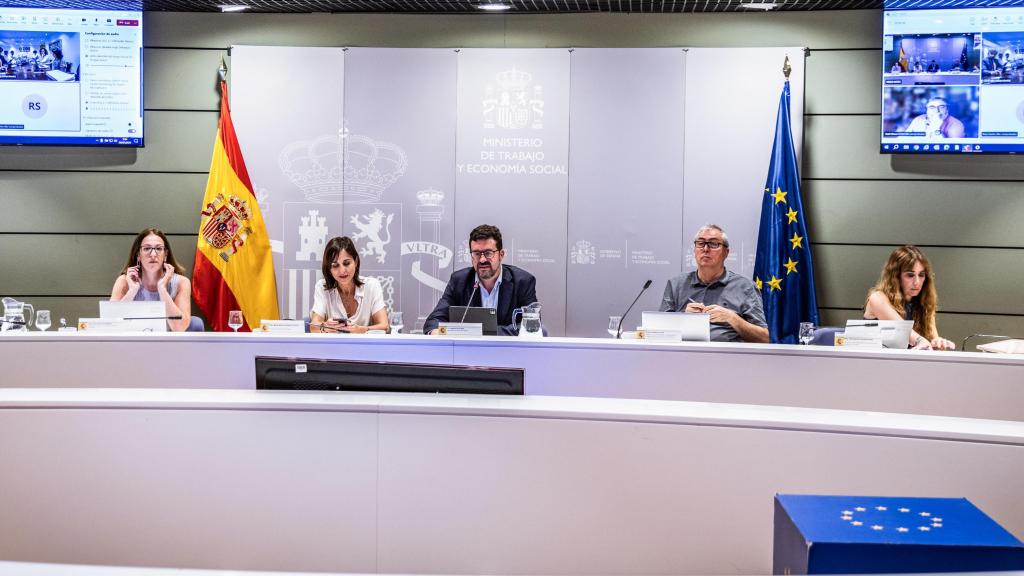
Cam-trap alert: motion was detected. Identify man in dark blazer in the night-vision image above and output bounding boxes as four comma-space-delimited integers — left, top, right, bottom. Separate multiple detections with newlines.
424, 224, 537, 336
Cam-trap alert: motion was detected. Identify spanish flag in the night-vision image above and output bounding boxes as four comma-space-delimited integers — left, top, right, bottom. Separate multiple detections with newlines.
898, 45, 909, 73
192, 76, 278, 331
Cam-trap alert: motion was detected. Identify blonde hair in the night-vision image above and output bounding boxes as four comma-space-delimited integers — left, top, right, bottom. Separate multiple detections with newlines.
866, 245, 938, 340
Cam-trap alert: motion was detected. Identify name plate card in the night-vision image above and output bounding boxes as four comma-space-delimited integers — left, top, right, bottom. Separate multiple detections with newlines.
641, 329, 683, 342
258, 320, 306, 334
77, 318, 130, 333
437, 322, 483, 337
841, 324, 883, 349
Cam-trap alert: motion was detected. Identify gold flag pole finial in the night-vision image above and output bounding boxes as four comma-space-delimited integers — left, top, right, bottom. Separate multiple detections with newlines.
783, 55, 791, 80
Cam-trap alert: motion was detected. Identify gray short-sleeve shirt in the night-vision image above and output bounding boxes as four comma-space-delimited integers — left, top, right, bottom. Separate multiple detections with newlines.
658, 268, 767, 342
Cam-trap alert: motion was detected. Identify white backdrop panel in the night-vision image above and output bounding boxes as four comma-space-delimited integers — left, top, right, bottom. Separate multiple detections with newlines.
231, 45, 346, 321
683, 47, 806, 279
567, 48, 686, 337
342, 48, 458, 333
231, 47, 805, 335
455, 49, 571, 336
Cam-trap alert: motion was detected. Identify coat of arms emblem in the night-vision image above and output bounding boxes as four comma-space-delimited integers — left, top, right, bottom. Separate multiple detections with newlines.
201, 193, 254, 261
351, 208, 395, 264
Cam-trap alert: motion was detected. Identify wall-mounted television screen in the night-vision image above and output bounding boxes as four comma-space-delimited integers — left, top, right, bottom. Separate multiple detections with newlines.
0, 5, 143, 146
882, 4, 1024, 154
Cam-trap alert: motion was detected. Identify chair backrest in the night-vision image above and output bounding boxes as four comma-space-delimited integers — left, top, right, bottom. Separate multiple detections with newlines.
187, 316, 205, 332
810, 326, 843, 346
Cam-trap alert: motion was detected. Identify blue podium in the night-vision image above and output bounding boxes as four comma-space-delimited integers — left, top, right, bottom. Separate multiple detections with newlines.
774, 495, 1024, 574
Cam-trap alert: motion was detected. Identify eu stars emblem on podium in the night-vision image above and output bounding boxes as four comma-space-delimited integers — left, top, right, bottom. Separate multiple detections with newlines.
774, 494, 1024, 574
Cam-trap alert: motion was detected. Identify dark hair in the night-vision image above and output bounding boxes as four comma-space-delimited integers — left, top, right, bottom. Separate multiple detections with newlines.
321, 236, 363, 292
469, 224, 502, 251
120, 228, 186, 276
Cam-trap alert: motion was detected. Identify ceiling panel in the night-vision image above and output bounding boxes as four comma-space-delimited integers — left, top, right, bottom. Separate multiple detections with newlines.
5, 0, 1023, 13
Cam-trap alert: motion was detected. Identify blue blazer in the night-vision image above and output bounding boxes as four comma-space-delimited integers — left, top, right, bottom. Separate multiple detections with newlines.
423, 264, 538, 336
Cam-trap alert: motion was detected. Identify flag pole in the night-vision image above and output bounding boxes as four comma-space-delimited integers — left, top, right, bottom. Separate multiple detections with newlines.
783, 55, 791, 80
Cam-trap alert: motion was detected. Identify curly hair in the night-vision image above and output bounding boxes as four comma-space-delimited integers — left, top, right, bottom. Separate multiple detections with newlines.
867, 245, 938, 340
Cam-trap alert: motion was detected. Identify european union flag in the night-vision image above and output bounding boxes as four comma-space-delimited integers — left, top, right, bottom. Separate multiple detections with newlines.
753, 80, 819, 344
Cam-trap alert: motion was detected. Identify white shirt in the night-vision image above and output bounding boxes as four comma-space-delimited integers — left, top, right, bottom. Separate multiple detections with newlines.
479, 274, 503, 309
310, 276, 386, 327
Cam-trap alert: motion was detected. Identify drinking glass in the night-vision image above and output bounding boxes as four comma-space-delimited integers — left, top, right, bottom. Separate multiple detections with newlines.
799, 322, 815, 345
389, 311, 404, 334
608, 316, 622, 338
36, 310, 51, 332
227, 310, 244, 332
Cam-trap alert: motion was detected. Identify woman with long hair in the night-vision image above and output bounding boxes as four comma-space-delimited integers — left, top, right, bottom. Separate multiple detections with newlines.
864, 245, 954, 350
110, 228, 192, 332
310, 236, 389, 334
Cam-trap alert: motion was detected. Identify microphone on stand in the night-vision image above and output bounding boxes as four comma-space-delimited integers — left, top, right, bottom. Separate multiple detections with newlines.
616, 279, 653, 339
123, 315, 183, 321
460, 280, 480, 323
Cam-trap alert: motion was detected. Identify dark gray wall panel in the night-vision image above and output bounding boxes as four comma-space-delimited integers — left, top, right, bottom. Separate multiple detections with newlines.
805, 50, 879, 115
804, 115, 1024, 181
144, 11, 879, 50
813, 244, 1024, 315
0, 234, 197, 297
0, 111, 215, 173
145, 48, 226, 111
804, 180, 1024, 248
0, 173, 205, 235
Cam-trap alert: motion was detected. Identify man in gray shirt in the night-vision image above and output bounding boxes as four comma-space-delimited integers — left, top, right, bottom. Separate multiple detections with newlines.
659, 224, 769, 343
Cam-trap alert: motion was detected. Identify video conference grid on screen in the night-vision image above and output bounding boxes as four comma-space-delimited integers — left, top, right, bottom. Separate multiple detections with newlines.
882, 6, 1024, 154
0, 7, 143, 146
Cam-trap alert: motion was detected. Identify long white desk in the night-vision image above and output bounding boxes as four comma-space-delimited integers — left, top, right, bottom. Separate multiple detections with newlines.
0, 388, 1021, 574
2, 332, 1023, 420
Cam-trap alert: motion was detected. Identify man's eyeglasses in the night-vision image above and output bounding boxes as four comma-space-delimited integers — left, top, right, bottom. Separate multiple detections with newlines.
470, 249, 500, 260
926, 104, 948, 112
694, 240, 725, 250
140, 246, 166, 255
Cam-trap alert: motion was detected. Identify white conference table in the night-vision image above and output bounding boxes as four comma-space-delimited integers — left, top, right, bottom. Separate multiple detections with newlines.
0, 388, 1021, 575
1, 331, 1023, 420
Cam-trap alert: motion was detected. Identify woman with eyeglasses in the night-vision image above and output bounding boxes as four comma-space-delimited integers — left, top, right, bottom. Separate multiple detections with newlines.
310, 236, 389, 334
863, 245, 954, 350
110, 228, 192, 332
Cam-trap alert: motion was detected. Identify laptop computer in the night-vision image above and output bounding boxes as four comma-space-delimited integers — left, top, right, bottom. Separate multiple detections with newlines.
99, 300, 168, 332
845, 319, 913, 349
641, 311, 711, 342
449, 306, 498, 336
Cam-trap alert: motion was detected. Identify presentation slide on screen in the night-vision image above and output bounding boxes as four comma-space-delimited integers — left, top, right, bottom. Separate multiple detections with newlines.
882, 7, 1024, 153
0, 7, 143, 146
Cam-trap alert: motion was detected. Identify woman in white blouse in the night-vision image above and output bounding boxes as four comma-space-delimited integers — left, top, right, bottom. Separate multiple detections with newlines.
310, 236, 389, 334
